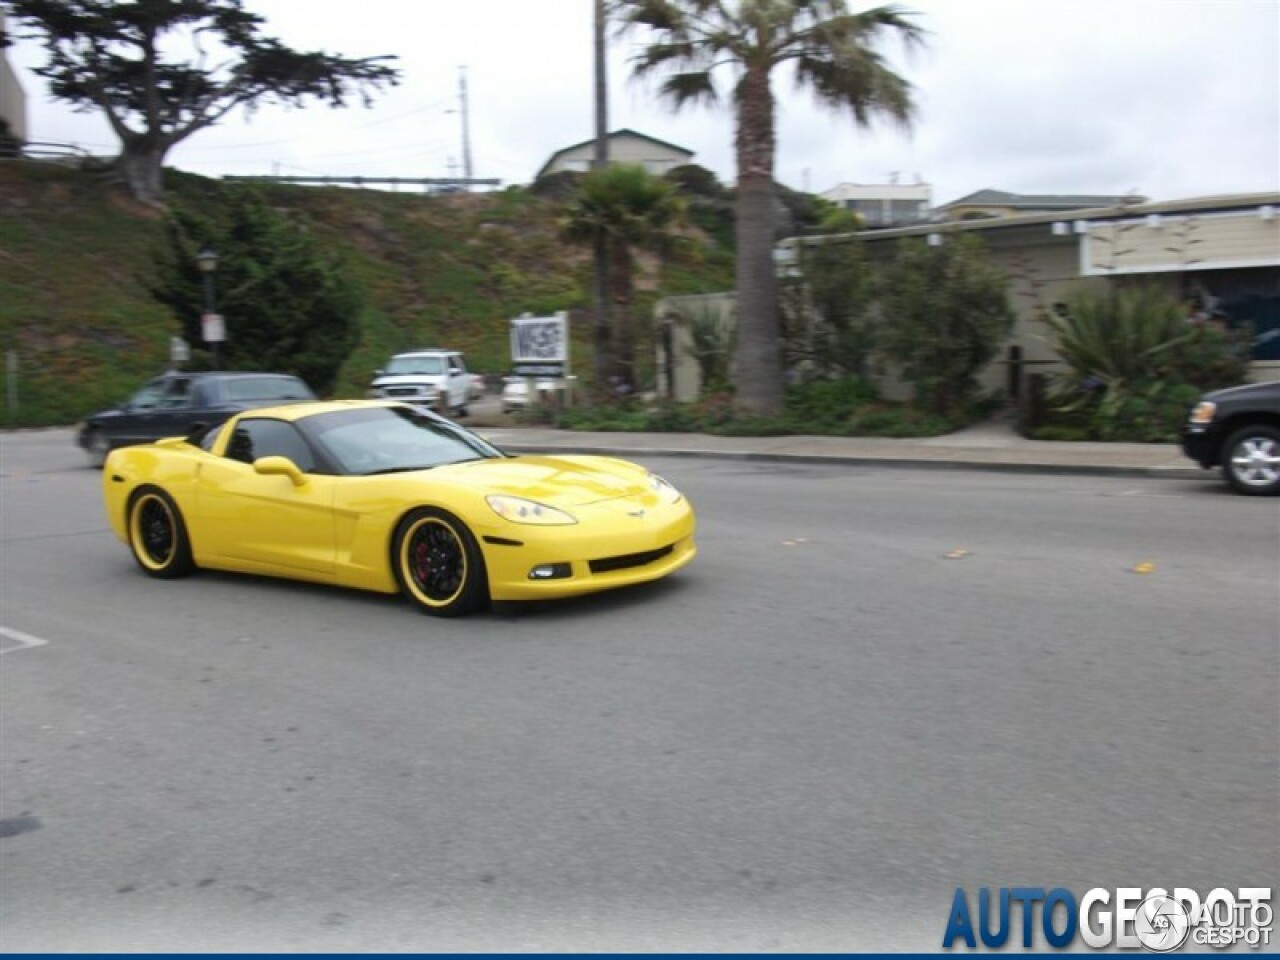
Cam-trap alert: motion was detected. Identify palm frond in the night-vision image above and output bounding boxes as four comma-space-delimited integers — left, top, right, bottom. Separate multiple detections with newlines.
658, 70, 719, 106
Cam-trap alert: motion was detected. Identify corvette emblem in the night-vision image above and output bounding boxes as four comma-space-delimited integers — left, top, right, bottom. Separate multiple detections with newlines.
627, 508, 646, 518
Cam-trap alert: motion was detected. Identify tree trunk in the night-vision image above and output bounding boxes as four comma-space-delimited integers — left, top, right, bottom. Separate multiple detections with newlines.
732, 67, 783, 417
611, 244, 635, 391
115, 141, 168, 207
591, 0, 613, 396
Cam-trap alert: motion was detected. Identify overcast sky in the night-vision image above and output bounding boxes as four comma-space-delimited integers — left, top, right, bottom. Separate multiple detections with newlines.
6, 0, 1279, 206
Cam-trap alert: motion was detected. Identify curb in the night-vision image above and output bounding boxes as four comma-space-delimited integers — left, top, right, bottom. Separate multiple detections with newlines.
494, 442, 1207, 481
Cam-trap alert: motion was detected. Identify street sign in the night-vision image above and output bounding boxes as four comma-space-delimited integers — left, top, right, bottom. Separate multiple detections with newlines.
201, 313, 225, 343
510, 312, 567, 374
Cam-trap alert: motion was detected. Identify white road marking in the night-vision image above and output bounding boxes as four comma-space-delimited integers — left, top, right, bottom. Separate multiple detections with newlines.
0, 626, 50, 655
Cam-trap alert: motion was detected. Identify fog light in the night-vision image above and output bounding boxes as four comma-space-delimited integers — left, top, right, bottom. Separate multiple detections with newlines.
529, 563, 572, 580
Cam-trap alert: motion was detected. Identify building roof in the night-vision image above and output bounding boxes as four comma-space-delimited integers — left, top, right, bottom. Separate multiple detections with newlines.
937, 188, 1145, 210
535, 128, 695, 180
779, 191, 1280, 250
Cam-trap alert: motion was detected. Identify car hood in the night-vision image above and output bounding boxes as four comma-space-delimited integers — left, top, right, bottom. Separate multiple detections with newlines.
1202, 381, 1280, 403
435, 455, 650, 507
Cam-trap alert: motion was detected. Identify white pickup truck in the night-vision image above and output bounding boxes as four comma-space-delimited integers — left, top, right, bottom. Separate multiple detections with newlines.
367, 349, 473, 417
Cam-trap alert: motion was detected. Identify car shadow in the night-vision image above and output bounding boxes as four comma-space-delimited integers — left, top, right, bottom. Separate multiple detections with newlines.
167, 565, 695, 624
485, 575, 694, 623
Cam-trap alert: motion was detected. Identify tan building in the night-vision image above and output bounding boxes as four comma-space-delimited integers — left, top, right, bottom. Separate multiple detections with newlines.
1, 11, 29, 143
536, 128, 693, 180
659, 193, 1280, 402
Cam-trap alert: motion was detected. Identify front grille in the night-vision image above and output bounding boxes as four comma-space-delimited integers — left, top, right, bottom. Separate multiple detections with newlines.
385, 386, 430, 397
589, 544, 674, 575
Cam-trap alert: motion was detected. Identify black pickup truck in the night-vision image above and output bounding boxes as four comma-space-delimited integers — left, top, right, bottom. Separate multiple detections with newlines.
1180, 380, 1280, 495
77, 372, 315, 467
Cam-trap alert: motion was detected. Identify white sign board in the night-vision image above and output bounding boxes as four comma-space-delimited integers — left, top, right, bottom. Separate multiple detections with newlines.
201, 312, 226, 343
510, 312, 568, 375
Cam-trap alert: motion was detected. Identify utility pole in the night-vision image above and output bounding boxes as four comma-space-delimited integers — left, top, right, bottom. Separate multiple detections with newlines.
592, 0, 612, 394
458, 66, 473, 182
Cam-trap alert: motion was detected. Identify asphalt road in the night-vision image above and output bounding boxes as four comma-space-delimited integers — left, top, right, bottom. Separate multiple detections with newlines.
1, 429, 1276, 951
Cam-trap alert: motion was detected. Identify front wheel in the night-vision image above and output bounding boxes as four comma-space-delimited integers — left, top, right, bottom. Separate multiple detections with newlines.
127, 486, 196, 578
392, 507, 488, 617
85, 429, 111, 468
1222, 425, 1280, 495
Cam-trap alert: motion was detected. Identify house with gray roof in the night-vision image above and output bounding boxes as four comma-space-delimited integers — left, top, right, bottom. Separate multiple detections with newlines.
536, 129, 694, 181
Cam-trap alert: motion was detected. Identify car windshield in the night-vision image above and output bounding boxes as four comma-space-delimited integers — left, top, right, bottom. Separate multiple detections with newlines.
302, 405, 503, 475
384, 356, 446, 376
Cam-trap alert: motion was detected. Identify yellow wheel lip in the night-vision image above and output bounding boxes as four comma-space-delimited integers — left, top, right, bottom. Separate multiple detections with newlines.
398, 515, 468, 608
130, 492, 176, 571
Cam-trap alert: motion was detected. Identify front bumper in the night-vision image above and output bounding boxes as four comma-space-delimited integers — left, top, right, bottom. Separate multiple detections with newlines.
1180, 424, 1222, 468
480, 500, 697, 602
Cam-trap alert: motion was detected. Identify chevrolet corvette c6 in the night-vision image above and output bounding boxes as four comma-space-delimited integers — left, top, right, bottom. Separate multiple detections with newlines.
103, 400, 696, 616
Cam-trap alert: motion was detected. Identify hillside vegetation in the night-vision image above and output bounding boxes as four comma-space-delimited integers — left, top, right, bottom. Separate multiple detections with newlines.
0, 161, 734, 427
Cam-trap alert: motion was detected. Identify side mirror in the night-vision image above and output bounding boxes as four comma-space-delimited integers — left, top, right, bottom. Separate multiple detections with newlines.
253, 455, 306, 486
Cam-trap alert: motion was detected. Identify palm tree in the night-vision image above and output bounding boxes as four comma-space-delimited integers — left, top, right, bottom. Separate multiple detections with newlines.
562, 164, 687, 393
612, 0, 925, 415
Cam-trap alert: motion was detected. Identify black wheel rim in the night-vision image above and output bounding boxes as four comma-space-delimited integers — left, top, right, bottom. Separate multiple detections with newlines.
407, 520, 465, 603
139, 498, 174, 564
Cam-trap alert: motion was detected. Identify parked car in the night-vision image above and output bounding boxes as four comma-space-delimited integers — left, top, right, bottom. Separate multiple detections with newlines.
1180, 381, 1280, 495
367, 349, 472, 417
500, 375, 559, 414
103, 400, 696, 617
77, 371, 316, 467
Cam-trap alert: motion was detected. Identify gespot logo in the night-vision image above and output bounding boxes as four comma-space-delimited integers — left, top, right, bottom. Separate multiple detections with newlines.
942, 886, 1273, 951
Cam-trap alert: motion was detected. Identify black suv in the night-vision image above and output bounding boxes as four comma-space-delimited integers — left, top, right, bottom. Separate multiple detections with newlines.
77, 371, 316, 466
1180, 381, 1280, 495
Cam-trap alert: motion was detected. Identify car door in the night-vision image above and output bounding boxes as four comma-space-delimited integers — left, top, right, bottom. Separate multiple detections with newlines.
446, 354, 469, 409
147, 376, 201, 439
194, 417, 337, 575
110, 377, 171, 444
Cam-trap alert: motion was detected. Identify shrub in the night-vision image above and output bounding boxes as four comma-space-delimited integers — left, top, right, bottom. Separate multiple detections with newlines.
1045, 284, 1250, 441
877, 234, 1014, 418
785, 377, 879, 429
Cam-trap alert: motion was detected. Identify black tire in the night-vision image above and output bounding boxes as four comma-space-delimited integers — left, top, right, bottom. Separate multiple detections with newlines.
1222, 425, 1280, 496
127, 486, 196, 578
392, 507, 489, 617
85, 429, 111, 469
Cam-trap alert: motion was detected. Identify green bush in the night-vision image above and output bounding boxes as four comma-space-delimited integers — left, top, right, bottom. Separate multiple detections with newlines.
1043, 284, 1250, 441
555, 377, 956, 438
785, 377, 879, 429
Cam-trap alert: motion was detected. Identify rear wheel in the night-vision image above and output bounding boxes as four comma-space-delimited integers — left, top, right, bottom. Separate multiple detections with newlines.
127, 486, 196, 578
1222, 425, 1280, 495
392, 508, 488, 617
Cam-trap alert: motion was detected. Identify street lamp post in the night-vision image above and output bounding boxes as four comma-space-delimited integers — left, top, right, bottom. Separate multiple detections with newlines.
195, 247, 223, 370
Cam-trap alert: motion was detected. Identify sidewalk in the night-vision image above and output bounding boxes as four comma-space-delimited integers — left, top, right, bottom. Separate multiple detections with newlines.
474, 418, 1202, 480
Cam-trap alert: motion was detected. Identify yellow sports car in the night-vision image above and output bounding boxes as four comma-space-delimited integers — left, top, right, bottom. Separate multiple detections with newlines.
103, 400, 696, 616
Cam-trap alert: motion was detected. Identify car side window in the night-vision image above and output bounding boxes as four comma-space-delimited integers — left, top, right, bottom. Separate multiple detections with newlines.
225, 419, 317, 473
129, 380, 168, 410
159, 378, 193, 409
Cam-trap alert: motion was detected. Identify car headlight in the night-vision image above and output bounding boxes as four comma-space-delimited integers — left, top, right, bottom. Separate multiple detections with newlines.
648, 471, 683, 503
1189, 401, 1217, 425
486, 495, 577, 525
366, 388, 384, 398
